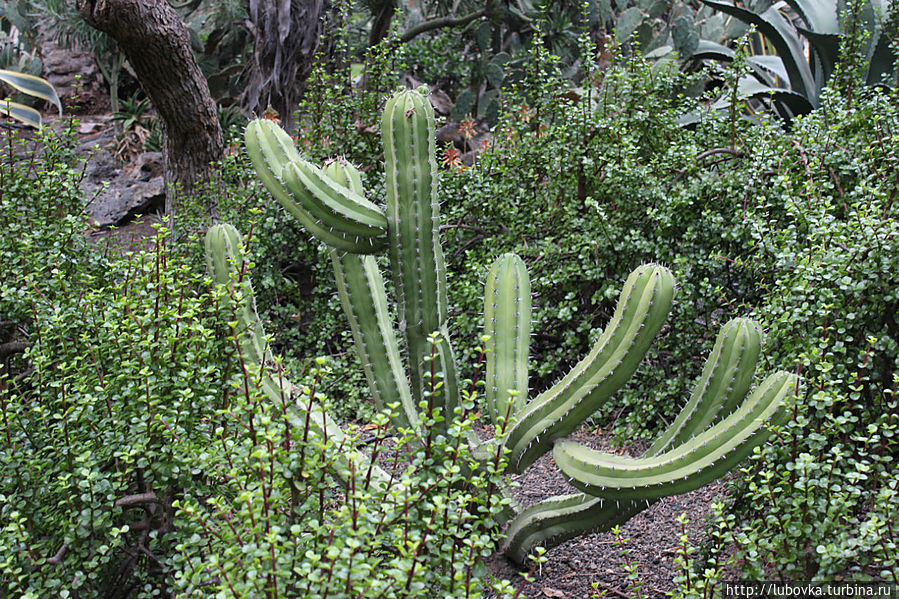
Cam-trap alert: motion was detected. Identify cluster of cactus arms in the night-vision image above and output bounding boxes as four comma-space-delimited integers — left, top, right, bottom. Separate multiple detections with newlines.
207, 86, 798, 564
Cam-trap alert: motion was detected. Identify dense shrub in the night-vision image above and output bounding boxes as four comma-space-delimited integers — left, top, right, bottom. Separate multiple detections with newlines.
682, 87, 899, 585
0, 127, 513, 596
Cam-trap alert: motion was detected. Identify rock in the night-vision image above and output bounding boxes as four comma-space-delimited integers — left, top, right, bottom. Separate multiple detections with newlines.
124, 152, 163, 182
39, 33, 109, 114
87, 176, 165, 228
84, 149, 120, 184
427, 86, 453, 115
82, 149, 166, 227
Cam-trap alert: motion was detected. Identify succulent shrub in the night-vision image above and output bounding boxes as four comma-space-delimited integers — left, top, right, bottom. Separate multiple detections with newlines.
238, 85, 798, 564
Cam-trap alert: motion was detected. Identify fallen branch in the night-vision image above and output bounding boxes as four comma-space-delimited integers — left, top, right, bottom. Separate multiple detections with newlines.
0, 341, 32, 358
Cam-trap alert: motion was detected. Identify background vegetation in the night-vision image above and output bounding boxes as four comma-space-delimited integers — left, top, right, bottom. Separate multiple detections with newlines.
0, 0, 897, 595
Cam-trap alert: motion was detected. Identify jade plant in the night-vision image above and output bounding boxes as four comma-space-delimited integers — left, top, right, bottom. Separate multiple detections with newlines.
209, 86, 798, 564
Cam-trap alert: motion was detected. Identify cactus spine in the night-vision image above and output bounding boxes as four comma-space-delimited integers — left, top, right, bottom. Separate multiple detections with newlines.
238, 87, 797, 566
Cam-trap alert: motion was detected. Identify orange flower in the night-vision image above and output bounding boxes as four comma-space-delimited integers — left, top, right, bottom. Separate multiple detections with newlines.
459, 118, 476, 140
442, 146, 462, 168
262, 106, 280, 123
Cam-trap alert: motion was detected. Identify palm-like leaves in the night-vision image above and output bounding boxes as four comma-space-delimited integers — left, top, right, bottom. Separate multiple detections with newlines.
0, 69, 63, 128
692, 0, 896, 120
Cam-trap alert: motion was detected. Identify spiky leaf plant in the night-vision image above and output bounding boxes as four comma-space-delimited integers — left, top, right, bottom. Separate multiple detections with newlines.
690, 0, 897, 121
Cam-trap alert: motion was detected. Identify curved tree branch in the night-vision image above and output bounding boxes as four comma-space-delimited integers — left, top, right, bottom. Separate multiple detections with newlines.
0, 341, 32, 358
399, 7, 491, 45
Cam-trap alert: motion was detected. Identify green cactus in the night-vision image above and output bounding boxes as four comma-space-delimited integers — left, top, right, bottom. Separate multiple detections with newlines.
231, 86, 797, 565
484, 252, 531, 427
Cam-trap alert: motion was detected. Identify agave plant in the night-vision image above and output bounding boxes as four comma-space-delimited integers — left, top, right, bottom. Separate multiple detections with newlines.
690, 0, 896, 121
0, 69, 62, 128
216, 86, 799, 564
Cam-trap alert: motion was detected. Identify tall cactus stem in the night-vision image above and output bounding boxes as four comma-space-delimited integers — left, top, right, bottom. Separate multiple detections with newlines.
382, 87, 460, 426
485, 253, 531, 426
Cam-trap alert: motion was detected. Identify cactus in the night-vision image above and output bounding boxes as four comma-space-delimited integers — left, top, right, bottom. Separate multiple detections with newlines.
232, 86, 797, 565
484, 253, 531, 427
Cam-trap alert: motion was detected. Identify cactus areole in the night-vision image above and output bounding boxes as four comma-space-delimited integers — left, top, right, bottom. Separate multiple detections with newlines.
225, 86, 798, 564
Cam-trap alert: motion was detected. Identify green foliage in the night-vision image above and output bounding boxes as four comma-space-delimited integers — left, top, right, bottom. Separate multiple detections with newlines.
0, 124, 513, 596
0, 122, 91, 325
670, 85, 899, 587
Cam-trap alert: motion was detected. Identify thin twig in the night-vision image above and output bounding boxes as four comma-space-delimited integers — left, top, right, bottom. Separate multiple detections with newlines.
695, 147, 746, 162
46, 544, 68, 567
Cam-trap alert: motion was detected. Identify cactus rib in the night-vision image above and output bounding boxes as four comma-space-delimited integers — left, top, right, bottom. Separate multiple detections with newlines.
504, 264, 675, 473
501, 494, 643, 565
323, 160, 419, 432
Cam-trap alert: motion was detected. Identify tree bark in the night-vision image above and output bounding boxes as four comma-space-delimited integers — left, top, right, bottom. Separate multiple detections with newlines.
241, 0, 328, 130
76, 0, 224, 219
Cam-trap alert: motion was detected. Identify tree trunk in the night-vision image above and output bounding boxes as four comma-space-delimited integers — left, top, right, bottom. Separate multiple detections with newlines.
367, 0, 396, 48
76, 0, 224, 220
241, 0, 328, 130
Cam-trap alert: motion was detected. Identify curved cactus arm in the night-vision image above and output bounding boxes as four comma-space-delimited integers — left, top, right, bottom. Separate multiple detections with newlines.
503, 264, 675, 473
554, 371, 796, 501
382, 87, 460, 425
282, 159, 387, 238
501, 494, 645, 565
646, 318, 762, 455
205, 223, 392, 490
484, 253, 531, 427
245, 119, 387, 254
